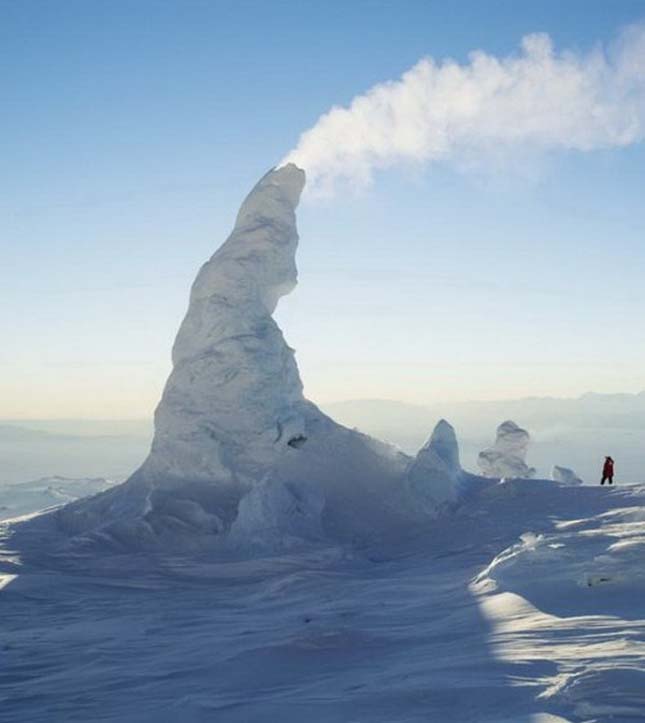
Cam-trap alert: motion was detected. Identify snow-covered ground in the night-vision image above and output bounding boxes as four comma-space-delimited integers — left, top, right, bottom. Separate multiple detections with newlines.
0, 476, 116, 522
3, 167, 643, 722
2, 479, 644, 722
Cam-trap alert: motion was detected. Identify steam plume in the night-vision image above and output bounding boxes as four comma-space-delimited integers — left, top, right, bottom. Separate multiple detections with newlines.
283, 25, 645, 193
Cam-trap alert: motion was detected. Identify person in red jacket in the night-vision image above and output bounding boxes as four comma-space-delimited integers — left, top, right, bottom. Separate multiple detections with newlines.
601, 456, 614, 485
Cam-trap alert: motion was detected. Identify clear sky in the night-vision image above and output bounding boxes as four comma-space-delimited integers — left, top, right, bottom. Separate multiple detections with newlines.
3, 0, 645, 418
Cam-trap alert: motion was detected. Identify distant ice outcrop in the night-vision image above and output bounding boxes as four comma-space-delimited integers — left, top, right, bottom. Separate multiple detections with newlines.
478, 420, 536, 479
406, 420, 461, 512
552, 465, 584, 486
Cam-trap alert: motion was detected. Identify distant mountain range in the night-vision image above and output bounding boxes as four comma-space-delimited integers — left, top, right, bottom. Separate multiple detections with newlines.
322, 391, 645, 440
2, 391, 644, 485
0, 419, 152, 439
0, 420, 152, 486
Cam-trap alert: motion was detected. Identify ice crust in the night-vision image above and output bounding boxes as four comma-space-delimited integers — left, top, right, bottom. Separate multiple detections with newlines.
478, 420, 536, 479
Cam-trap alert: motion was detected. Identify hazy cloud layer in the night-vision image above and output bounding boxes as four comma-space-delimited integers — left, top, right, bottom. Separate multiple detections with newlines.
283, 25, 645, 193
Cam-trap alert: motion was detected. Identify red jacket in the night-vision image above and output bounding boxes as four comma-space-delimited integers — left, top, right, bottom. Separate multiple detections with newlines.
603, 459, 614, 477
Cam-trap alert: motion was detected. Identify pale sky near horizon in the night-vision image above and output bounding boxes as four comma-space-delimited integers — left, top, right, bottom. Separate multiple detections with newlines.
3, 0, 645, 419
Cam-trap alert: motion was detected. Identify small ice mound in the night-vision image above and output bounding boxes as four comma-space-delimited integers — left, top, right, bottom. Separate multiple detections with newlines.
406, 419, 461, 513
227, 477, 325, 551
552, 465, 584, 486
478, 420, 536, 479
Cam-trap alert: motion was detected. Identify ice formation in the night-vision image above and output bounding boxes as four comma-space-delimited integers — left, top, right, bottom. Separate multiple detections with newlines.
477, 420, 536, 479
227, 476, 326, 551
141, 164, 310, 488
552, 465, 584, 486
406, 420, 462, 512
51, 164, 438, 550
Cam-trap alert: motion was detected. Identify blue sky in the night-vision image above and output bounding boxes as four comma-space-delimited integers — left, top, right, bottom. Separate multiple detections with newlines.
2, 0, 645, 418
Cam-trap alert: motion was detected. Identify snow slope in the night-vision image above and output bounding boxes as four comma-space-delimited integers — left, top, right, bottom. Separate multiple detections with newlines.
2, 480, 644, 722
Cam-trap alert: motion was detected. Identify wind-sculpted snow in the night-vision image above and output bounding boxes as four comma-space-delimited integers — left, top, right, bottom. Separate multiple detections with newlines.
4, 476, 645, 722
478, 420, 536, 479
473, 481, 645, 720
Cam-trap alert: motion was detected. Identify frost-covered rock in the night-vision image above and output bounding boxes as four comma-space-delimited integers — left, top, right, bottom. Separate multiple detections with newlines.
406, 420, 461, 512
478, 420, 536, 479
552, 465, 584, 486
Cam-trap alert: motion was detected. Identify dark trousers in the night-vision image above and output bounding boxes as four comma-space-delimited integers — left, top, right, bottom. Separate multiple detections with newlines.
601, 476, 613, 485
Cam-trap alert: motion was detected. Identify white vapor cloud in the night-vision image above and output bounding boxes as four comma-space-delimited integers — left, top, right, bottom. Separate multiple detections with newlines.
283, 24, 645, 193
